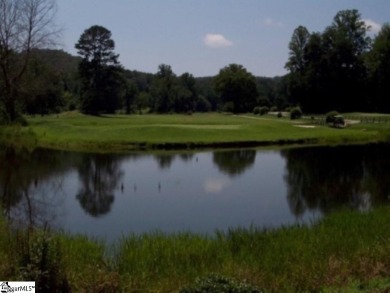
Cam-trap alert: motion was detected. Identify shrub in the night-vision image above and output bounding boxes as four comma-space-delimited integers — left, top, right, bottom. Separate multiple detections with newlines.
0, 107, 28, 126
325, 111, 340, 124
290, 107, 302, 120
180, 274, 263, 293
17, 231, 70, 292
277, 112, 283, 118
223, 102, 235, 113
270, 106, 278, 112
259, 106, 269, 115
253, 106, 269, 115
326, 111, 345, 128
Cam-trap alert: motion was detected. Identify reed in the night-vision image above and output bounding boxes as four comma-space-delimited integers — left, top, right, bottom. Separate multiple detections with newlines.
0, 207, 389, 292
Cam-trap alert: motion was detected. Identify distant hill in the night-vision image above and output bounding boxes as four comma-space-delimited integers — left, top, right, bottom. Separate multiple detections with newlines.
28, 49, 289, 110
30, 49, 81, 75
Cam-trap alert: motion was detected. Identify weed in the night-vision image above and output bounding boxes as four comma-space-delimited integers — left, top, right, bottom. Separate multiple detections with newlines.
16, 230, 70, 292
180, 274, 263, 293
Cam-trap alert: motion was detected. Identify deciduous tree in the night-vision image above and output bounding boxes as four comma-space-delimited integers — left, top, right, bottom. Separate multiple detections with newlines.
0, 0, 59, 123
285, 9, 371, 113
151, 64, 176, 113
214, 64, 258, 113
368, 24, 390, 112
321, 9, 371, 112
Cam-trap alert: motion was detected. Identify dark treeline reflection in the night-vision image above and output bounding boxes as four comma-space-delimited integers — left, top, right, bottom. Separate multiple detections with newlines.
0, 148, 201, 225
213, 150, 256, 177
153, 150, 258, 175
282, 144, 390, 217
153, 153, 195, 170
76, 154, 124, 217
154, 154, 175, 170
2, 144, 390, 233
0, 147, 130, 224
0, 146, 79, 228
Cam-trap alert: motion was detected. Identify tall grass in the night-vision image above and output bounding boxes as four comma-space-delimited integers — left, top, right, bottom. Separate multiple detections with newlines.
0, 207, 389, 292
0, 125, 37, 151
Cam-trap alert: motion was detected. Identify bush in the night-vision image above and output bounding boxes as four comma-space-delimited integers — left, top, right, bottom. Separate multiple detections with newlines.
223, 102, 235, 113
253, 106, 269, 115
325, 111, 340, 124
180, 274, 263, 293
0, 111, 28, 126
326, 111, 345, 128
259, 106, 269, 115
270, 106, 278, 112
17, 231, 70, 292
290, 107, 302, 120
277, 112, 283, 118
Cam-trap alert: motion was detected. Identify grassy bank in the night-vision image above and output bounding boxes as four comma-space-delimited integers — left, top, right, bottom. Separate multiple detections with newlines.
1, 207, 389, 292
0, 112, 388, 152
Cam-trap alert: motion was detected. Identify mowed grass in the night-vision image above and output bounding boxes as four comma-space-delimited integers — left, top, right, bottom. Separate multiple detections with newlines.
4, 111, 386, 152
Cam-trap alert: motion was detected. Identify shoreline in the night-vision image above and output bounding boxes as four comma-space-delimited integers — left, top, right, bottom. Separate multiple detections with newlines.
0, 134, 383, 154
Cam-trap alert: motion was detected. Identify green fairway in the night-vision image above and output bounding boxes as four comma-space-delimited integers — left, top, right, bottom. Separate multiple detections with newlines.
1, 112, 389, 152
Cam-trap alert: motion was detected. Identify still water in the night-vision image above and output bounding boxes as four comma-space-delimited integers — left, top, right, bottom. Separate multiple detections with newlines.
1, 144, 389, 241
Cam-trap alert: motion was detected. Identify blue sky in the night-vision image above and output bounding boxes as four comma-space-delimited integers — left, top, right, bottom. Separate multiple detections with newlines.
57, 0, 390, 77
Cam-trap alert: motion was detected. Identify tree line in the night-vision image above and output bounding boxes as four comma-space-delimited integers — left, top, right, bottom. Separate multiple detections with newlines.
1, 2, 389, 123
73, 25, 286, 115
286, 9, 390, 114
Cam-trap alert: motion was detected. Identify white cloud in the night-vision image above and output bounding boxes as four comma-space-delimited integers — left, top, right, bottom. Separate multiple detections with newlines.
204, 178, 230, 194
262, 17, 283, 28
203, 33, 233, 48
364, 19, 382, 34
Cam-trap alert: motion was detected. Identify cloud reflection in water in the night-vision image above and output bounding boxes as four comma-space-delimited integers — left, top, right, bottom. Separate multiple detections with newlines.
204, 178, 230, 194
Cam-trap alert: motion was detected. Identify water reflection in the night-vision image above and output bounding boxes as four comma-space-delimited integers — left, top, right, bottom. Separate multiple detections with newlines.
179, 153, 195, 162
213, 150, 256, 177
76, 154, 124, 217
153, 153, 195, 170
0, 144, 389, 240
282, 144, 390, 216
154, 154, 175, 170
0, 146, 76, 228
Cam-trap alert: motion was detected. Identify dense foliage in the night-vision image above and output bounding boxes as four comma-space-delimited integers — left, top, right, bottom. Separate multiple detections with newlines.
0, 0, 59, 123
75, 25, 122, 115
285, 10, 390, 113
214, 64, 258, 113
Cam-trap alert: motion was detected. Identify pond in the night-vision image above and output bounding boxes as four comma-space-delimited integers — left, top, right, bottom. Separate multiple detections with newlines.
1, 143, 389, 242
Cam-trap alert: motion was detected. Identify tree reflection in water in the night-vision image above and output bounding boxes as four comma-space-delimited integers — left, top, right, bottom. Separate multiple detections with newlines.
213, 150, 256, 177
0, 146, 75, 229
76, 154, 124, 217
282, 144, 390, 217
1, 143, 390, 237
154, 154, 175, 170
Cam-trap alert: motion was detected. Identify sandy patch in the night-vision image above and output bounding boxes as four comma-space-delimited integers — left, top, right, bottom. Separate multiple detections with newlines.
155, 124, 241, 130
293, 125, 317, 129
345, 119, 360, 125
